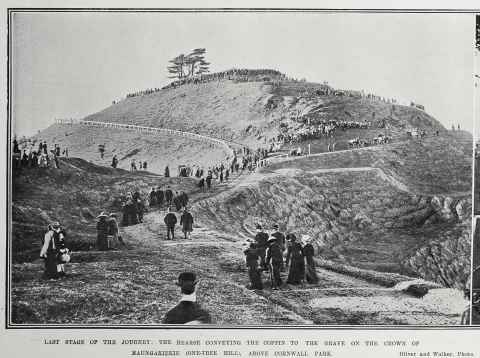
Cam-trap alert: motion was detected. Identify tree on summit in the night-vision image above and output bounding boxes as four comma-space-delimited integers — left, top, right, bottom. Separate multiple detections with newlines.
167, 48, 210, 80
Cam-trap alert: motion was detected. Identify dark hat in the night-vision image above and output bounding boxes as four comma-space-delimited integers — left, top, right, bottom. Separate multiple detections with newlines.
178, 272, 197, 283
177, 272, 198, 294
256, 223, 262, 230
286, 233, 297, 242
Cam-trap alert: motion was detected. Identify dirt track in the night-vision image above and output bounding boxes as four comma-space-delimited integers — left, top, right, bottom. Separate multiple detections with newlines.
116, 150, 468, 325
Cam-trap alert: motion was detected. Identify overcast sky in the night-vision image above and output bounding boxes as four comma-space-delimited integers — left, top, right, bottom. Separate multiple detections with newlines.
11, 12, 476, 137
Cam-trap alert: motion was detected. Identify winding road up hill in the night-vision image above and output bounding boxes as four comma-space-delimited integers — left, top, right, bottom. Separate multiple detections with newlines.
12, 74, 473, 325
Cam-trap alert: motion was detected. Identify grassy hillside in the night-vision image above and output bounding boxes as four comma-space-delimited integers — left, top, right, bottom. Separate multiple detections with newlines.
84, 81, 270, 146
12, 158, 198, 262
81, 79, 445, 149
34, 124, 230, 175
267, 134, 472, 196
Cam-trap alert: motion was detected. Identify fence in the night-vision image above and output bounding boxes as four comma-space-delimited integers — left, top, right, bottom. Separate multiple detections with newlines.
54, 118, 235, 159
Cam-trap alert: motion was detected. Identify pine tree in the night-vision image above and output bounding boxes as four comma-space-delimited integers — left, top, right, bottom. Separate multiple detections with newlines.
167, 48, 210, 80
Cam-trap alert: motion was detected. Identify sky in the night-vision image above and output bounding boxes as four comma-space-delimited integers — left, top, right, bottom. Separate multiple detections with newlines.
11, 11, 476, 137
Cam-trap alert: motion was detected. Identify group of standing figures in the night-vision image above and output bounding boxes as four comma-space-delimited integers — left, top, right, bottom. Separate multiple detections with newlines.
244, 224, 318, 290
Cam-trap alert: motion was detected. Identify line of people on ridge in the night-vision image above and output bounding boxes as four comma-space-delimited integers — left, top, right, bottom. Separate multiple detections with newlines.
244, 224, 318, 290
162, 69, 285, 90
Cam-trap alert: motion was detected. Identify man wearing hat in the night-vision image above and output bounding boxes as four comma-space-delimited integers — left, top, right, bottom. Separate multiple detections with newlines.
266, 237, 283, 289
270, 224, 286, 270
149, 187, 157, 207
164, 207, 177, 240
96, 212, 109, 250
162, 272, 212, 324
243, 241, 263, 290
254, 224, 269, 271
156, 187, 164, 207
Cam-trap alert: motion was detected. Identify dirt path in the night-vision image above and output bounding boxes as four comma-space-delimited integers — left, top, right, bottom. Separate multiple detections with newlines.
120, 194, 466, 325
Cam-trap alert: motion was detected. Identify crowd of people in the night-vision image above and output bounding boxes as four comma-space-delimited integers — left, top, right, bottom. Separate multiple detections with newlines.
12, 138, 67, 170
276, 119, 370, 145
244, 224, 318, 290
125, 87, 162, 99
162, 68, 286, 90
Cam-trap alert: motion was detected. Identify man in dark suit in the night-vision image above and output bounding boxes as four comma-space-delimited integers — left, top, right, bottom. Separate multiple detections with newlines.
162, 272, 212, 324
165, 187, 173, 206
266, 237, 283, 289
156, 187, 164, 207
163, 207, 177, 240
270, 224, 286, 270
254, 224, 269, 271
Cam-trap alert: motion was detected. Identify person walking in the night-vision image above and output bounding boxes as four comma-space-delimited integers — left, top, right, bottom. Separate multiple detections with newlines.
244, 241, 263, 290
270, 224, 286, 270
111, 155, 118, 169
302, 235, 319, 284
198, 177, 205, 192
254, 224, 269, 271
173, 192, 182, 211
40, 221, 68, 279
107, 213, 123, 248
156, 187, 164, 207
206, 172, 212, 191
164, 207, 177, 240
96, 212, 110, 250
165, 165, 170, 178
162, 272, 212, 324
180, 207, 194, 239
149, 187, 157, 207
266, 237, 283, 289
286, 234, 305, 285
165, 187, 173, 206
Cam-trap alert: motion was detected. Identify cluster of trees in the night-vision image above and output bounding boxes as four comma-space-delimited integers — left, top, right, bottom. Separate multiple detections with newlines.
167, 48, 210, 80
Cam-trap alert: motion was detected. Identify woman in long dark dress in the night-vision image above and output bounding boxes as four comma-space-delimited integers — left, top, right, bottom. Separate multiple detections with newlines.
40, 222, 67, 279
286, 234, 305, 285
302, 236, 319, 284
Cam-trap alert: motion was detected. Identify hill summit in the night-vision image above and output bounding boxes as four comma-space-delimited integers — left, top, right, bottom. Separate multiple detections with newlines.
82, 69, 445, 150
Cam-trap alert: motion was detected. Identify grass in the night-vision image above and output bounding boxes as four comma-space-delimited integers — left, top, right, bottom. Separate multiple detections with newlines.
12, 157, 198, 262
267, 134, 472, 196
34, 124, 230, 175
78, 79, 446, 150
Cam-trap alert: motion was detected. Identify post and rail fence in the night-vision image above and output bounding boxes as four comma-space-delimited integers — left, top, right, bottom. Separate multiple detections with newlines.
54, 118, 236, 159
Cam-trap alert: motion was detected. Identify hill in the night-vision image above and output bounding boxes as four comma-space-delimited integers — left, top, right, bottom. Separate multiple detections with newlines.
12, 158, 198, 262
81, 78, 445, 150
32, 124, 231, 175
11, 71, 472, 325
193, 135, 472, 290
